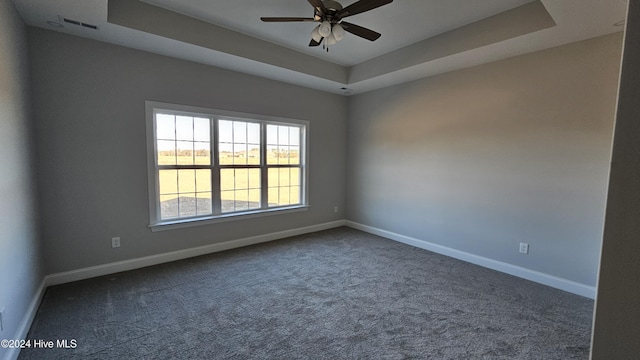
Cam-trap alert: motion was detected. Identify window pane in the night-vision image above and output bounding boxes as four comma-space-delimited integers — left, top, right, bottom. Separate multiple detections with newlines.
220, 169, 261, 192
219, 143, 233, 165
234, 194, 249, 211
233, 143, 247, 165
247, 145, 260, 165
159, 170, 178, 195
267, 124, 278, 145
290, 127, 300, 146
220, 169, 234, 191
289, 146, 300, 165
278, 126, 290, 145
248, 189, 260, 209
290, 186, 300, 204
157, 140, 176, 165
279, 168, 290, 187
268, 168, 278, 187
266, 166, 300, 208
156, 114, 175, 140
221, 190, 234, 213
291, 168, 300, 186
219, 120, 233, 143
279, 188, 290, 206
176, 116, 193, 141
194, 142, 210, 165
178, 169, 196, 194
195, 170, 211, 192
234, 121, 247, 143
235, 168, 249, 189
179, 194, 197, 217
267, 145, 278, 165
278, 146, 289, 165
219, 168, 262, 213
176, 141, 194, 165
248, 123, 260, 144
160, 194, 179, 219
235, 189, 249, 202
219, 120, 260, 166
196, 192, 212, 216
193, 117, 210, 142
248, 169, 260, 189
268, 187, 278, 207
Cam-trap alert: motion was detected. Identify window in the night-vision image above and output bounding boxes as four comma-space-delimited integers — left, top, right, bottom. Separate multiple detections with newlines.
146, 102, 308, 230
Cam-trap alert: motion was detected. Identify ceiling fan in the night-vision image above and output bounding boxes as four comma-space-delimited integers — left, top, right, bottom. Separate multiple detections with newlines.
261, 0, 393, 51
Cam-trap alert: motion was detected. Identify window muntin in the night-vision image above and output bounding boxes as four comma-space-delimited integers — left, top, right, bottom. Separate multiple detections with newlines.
218, 120, 261, 166
266, 123, 303, 207
218, 119, 263, 213
155, 114, 213, 220
147, 102, 308, 228
219, 166, 262, 213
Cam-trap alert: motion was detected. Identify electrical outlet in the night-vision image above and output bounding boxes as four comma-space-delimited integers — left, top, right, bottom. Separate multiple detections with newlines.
519, 242, 529, 254
1, 307, 5, 332
333, 206, 338, 213
111, 237, 121, 248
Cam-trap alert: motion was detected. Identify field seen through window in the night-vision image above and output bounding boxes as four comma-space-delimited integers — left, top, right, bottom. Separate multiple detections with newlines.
157, 150, 301, 219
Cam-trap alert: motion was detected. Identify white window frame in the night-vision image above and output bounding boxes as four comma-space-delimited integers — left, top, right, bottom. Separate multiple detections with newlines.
146, 101, 309, 231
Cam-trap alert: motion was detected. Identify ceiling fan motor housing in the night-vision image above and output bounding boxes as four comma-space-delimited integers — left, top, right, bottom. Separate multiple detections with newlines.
322, 0, 343, 9
321, 0, 344, 20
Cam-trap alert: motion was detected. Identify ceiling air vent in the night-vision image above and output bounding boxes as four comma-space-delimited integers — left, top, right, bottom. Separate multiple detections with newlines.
62, 17, 98, 30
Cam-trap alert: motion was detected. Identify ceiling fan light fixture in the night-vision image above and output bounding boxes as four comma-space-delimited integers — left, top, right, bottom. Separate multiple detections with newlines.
318, 20, 332, 37
311, 25, 322, 42
326, 32, 337, 45
332, 23, 345, 41
261, 0, 394, 49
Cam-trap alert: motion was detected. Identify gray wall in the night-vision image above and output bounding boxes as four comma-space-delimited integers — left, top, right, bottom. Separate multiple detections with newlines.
0, 0, 42, 356
27, 28, 347, 274
346, 33, 622, 287
591, 0, 640, 357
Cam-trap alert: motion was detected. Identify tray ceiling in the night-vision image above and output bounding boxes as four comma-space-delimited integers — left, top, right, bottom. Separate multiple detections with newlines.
12, 0, 628, 95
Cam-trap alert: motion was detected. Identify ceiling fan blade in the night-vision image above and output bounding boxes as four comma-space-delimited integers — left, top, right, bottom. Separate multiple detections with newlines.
261, 17, 316, 22
309, 37, 323, 47
340, 21, 381, 41
336, 0, 393, 19
307, 0, 328, 16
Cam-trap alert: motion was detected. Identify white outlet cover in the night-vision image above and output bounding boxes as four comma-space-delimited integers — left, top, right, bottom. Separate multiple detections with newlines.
519, 243, 529, 254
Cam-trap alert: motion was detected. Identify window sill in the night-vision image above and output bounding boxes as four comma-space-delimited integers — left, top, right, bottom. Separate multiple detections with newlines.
149, 205, 309, 232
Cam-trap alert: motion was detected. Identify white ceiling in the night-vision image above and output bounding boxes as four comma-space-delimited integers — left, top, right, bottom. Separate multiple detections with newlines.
11, 0, 628, 95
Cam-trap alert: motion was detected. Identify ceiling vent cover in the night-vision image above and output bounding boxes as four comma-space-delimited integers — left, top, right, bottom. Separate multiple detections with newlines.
61, 16, 98, 30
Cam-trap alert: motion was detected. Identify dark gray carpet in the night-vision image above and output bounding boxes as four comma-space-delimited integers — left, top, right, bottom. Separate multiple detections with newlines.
19, 227, 593, 359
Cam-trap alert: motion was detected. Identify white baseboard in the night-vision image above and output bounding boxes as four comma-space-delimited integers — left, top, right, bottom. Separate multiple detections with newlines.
45, 220, 346, 287
345, 221, 596, 299
5, 279, 47, 360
